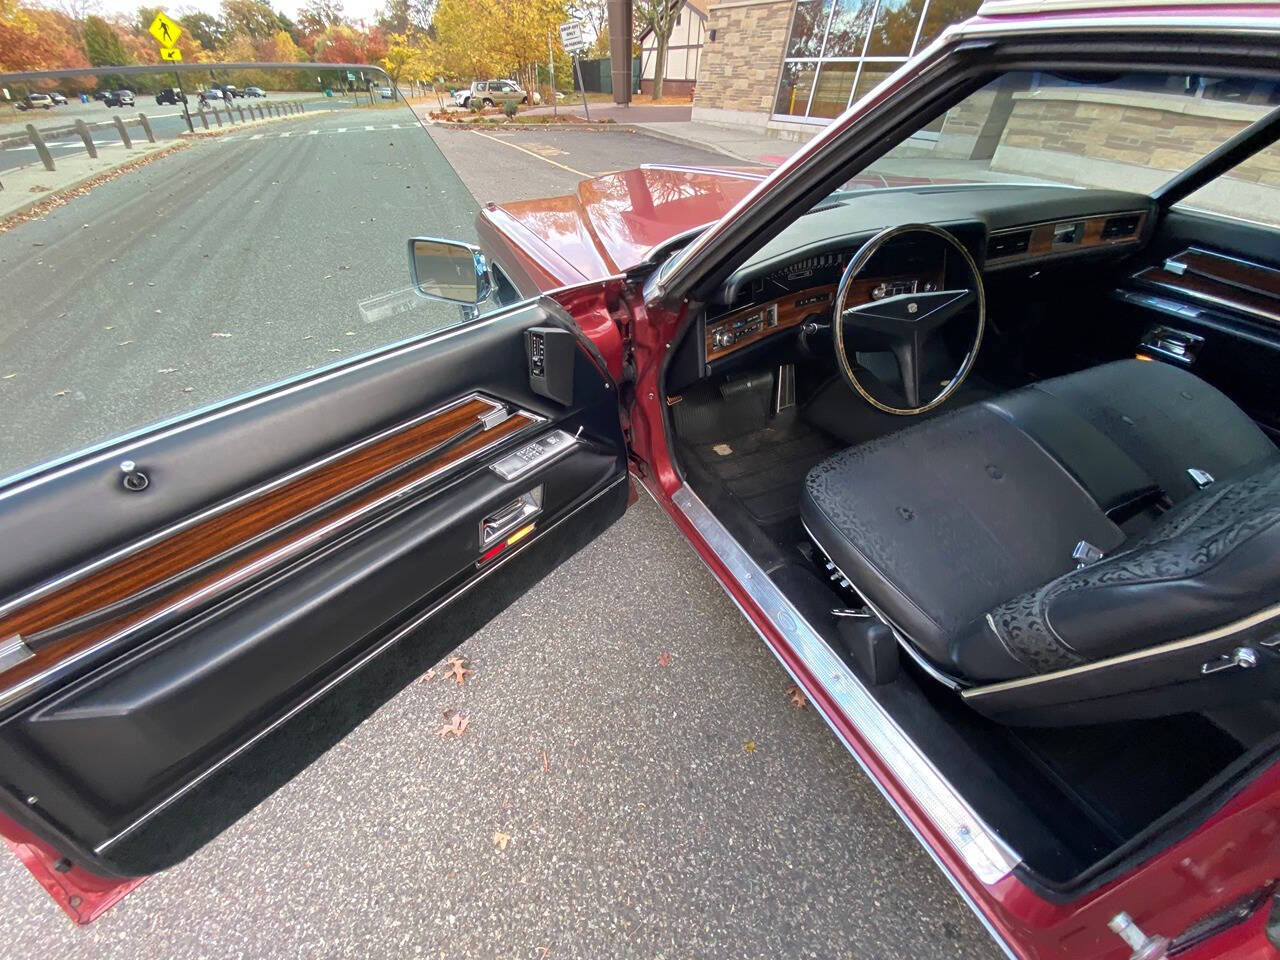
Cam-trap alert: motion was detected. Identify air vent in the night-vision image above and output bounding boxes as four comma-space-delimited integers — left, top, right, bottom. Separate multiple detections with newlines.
1102, 214, 1141, 240
987, 229, 1031, 260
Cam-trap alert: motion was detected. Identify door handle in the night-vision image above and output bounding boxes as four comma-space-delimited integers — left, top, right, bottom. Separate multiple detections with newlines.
479, 487, 542, 547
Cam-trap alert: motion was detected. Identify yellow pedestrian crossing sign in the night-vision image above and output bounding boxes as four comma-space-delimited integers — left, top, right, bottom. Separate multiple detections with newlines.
159, 46, 182, 62
149, 11, 181, 48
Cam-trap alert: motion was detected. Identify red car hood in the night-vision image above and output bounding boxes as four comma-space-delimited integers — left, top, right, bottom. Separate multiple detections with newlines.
483, 164, 942, 284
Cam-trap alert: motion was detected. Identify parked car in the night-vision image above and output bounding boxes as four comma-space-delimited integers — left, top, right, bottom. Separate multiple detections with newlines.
455, 79, 525, 109
14, 93, 54, 111
91, 90, 110, 101
243, 86, 266, 98
499, 79, 538, 104
201, 88, 225, 101
379, 85, 394, 100
102, 90, 135, 108
221, 85, 242, 98
48, 92, 67, 106
154, 87, 187, 106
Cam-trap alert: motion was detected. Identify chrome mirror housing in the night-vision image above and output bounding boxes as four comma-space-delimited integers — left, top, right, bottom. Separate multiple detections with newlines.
407, 237, 492, 305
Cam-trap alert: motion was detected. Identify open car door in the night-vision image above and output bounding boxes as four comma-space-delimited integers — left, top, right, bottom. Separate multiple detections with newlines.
0, 294, 628, 922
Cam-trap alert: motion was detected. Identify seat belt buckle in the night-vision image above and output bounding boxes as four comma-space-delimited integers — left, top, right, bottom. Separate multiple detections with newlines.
1187, 467, 1215, 489
1073, 540, 1104, 569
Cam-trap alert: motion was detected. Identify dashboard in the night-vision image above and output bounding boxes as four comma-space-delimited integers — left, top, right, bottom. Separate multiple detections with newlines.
696, 185, 1152, 366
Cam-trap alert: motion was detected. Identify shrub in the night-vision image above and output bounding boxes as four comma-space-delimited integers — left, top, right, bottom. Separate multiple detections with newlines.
502, 100, 518, 118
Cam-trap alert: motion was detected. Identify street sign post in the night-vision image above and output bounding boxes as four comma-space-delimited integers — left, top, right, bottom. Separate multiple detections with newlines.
148, 11, 192, 133
559, 20, 591, 121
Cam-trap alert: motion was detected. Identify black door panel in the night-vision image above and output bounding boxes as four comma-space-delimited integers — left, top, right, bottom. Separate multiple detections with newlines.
1116, 209, 1280, 438
0, 297, 628, 876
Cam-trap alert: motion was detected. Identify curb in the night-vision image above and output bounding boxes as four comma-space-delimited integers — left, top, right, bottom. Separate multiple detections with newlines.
0, 140, 186, 227
614, 123, 764, 165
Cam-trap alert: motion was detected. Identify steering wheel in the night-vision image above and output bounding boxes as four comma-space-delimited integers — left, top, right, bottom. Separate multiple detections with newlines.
832, 223, 985, 416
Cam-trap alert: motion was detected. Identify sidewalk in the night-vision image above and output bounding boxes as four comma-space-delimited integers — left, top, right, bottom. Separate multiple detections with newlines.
0, 139, 179, 223
626, 119, 812, 166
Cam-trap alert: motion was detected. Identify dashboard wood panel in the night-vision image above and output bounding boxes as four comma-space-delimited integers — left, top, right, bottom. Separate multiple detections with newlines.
705, 271, 941, 361
986, 210, 1148, 266
0, 397, 535, 699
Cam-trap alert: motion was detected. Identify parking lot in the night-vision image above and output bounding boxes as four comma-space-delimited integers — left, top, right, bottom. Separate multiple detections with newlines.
0, 111, 999, 958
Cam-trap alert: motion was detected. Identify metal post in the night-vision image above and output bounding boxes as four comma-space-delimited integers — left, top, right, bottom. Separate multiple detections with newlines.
74, 119, 98, 159
197, 107, 208, 130
177, 71, 193, 132
573, 53, 591, 121
112, 115, 133, 148
238, 106, 246, 123
210, 106, 222, 127
224, 103, 234, 124
550, 34, 557, 118
25, 124, 55, 171
137, 113, 156, 142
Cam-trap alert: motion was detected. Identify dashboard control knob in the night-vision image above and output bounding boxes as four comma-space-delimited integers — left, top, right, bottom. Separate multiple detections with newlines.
871, 283, 887, 300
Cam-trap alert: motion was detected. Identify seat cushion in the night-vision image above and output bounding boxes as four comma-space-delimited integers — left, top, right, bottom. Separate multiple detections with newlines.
1025, 359, 1276, 504
801, 402, 1124, 679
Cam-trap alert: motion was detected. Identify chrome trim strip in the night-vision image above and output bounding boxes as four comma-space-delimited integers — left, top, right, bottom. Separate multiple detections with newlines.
0, 411, 542, 711
671, 484, 1019, 885
93, 473, 629, 853
1136, 276, 1280, 328
963, 601, 1280, 700
0, 393, 517, 623
0, 635, 34, 673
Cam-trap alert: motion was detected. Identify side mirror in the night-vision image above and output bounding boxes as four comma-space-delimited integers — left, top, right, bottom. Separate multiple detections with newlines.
408, 237, 492, 305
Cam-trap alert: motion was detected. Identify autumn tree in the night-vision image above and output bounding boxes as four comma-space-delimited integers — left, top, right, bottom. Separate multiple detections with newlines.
221, 0, 287, 40
296, 0, 346, 36
176, 8, 228, 49
634, 0, 676, 99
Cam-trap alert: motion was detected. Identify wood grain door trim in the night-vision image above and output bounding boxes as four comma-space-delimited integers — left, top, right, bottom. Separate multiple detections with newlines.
0, 395, 537, 707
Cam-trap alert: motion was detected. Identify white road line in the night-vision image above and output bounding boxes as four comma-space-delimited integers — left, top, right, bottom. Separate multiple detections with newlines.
337, 127, 348, 132
468, 129, 591, 178
249, 133, 264, 140
364, 125, 375, 131
308, 129, 319, 135
391, 123, 401, 128
280, 131, 292, 137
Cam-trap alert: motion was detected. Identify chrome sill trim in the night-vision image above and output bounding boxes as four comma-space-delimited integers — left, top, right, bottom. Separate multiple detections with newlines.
963, 601, 1280, 700
671, 484, 1019, 886
0, 393, 519, 623
0, 409, 542, 712
93, 473, 628, 854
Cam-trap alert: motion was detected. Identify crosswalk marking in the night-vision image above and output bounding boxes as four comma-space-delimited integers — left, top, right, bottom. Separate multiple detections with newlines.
308, 129, 319, 135
280, 131, 292, 137
337, 127, 347, 132
249, 133, 264, 140
364, 125, 375, 131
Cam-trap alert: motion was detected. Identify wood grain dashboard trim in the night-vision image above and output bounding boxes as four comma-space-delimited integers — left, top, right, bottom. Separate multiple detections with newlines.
985, 210, 1148, 267
705, 271, 942, 361
0, 395, 537, 706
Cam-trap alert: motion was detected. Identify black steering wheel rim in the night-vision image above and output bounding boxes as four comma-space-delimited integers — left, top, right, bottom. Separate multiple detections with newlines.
832, 223, 986, 417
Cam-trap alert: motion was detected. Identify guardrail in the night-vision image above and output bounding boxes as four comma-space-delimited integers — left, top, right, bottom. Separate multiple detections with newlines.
0, 100, 309, 189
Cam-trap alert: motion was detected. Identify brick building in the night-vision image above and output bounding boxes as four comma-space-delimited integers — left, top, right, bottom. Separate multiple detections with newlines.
692, 0, 983, 134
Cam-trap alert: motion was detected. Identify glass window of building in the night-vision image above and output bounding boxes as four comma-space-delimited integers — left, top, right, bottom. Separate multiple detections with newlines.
773, 0, 981, 121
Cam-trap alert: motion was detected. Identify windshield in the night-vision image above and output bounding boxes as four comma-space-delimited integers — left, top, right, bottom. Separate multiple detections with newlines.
841, 70, 1280, 207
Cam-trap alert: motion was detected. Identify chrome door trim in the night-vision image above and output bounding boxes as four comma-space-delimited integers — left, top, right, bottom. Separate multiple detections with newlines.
0, 392, 519, 624
670, 484, 1019, 886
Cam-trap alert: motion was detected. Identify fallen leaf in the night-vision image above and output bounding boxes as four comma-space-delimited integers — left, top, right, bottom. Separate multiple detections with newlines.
445, 657, 473, 685
492, 831, 510, 851
541, 749, 549, 773
211, 332, 232, 338
786, 684, 807, 710
117, 340, 134, 346
743, 740, 756, 754
657, 651, 672, 669
437, 713, 469, 737
158, 367, 177, 374
419, 668, 437, 683
54, 389, 69, 398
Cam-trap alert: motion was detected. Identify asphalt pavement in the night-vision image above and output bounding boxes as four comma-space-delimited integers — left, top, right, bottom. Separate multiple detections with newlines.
0, 115, 1001, 958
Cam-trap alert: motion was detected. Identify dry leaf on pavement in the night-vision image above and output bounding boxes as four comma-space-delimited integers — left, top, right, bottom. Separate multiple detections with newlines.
437, 713, 470, 737
492, 831, 510, 851
419, 668, 436, 683
657, 651, 672, 669
786, 684, 807, 709
446, 657, 474, 685
743, 740, 756, 754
